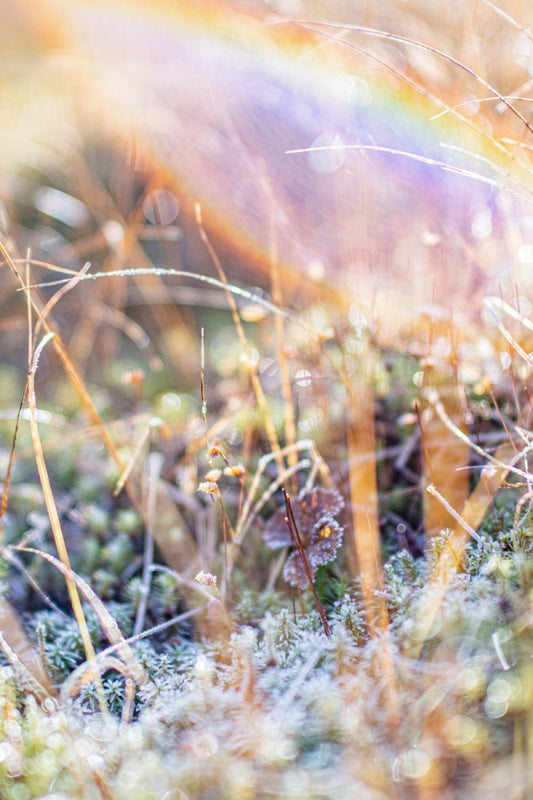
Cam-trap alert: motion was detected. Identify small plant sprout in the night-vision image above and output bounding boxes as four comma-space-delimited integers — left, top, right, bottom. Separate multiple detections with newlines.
199, 337, 239, 583
121, 367, 145, 402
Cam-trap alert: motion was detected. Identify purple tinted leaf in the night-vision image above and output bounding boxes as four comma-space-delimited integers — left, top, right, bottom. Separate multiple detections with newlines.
306, 520, 343, 567
283, 552, 310, 586
263, 508, 292, 549
265, 486, 345, 586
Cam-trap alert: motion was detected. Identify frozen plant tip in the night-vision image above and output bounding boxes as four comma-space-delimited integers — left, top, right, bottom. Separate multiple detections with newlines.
195, 571, 217, 587
198, 481, 218, 495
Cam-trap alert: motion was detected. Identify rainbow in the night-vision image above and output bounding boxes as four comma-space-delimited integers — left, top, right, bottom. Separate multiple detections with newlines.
35, 0, 533, 333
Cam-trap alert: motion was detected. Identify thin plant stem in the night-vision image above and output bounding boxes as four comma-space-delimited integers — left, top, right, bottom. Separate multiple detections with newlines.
195, 204, 283, 472
283, 489, 331, 637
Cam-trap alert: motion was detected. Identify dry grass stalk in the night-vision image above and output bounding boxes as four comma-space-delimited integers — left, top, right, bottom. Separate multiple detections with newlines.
343, 342, 386, 629
420, 354, 470, 539
0, 241, 141, 513
484, 296, 533, 371
65, 153, 198, 379
133, 451, 164, 637
195, 203, 284, 472
269, 214, 298, 485
26, 348, 107, 710
406, 437, 518, 658
283, 488, 331, 636
343, 341, 398, 726
0, 253, 111, 712
0, 597, 54, 700
430, 389, 532, 482
15, 545, 155, 698
113, 421, 154, 498
236, 439, 330, 542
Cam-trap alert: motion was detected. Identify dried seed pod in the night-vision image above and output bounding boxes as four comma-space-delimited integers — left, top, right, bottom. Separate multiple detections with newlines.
195, 571, 217, 587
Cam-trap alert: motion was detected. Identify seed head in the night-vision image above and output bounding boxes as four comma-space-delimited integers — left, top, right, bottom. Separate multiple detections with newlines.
195, 571, 218, 587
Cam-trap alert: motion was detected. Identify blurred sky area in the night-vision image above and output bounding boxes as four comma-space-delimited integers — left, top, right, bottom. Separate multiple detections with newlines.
2, 0, 533, 335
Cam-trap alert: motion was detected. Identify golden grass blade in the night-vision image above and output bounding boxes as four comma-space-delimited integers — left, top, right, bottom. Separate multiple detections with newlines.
344, 350, 385, 629
0, 240, 141, 512
426, 483, 482, 542
421, 361, 470, 539
26, 332, 108, 713
429, 389, 532, 481
405, 438, 517, 658
0, 630, 50, 703
343, 342, 398, 726
0, 596, 54, 700
16, 253, 111, 713
484, 297, 533, 369
0, 383, 28, 540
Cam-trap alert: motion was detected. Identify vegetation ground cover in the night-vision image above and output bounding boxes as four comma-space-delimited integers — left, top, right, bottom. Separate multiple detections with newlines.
1, 1, 533, 798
